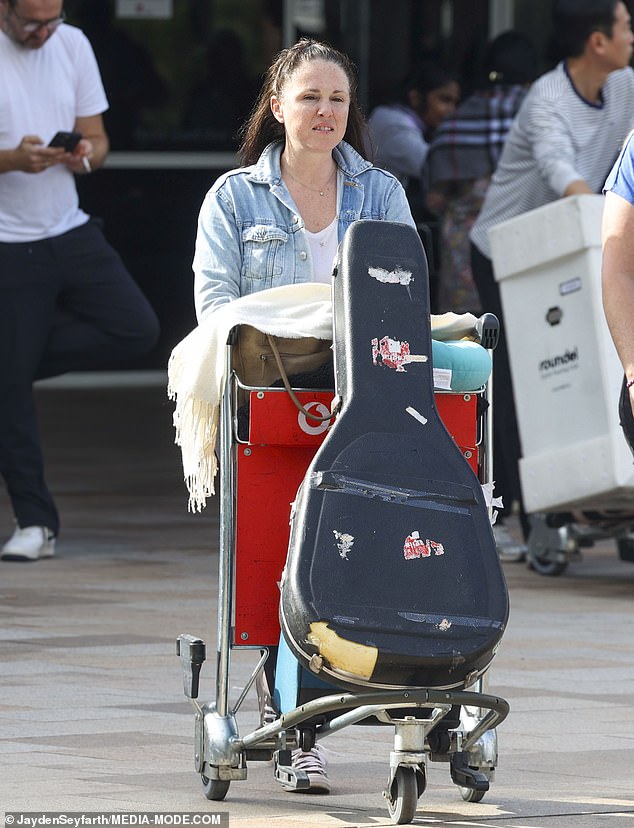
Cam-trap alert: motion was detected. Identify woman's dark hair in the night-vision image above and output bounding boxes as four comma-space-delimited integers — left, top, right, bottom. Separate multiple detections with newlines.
550, 0, 623, 60
399, 61, 459, 107
484, 31, 538, 86
238, 38, 368, 165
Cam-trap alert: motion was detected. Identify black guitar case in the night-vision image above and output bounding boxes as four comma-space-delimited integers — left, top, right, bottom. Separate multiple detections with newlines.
279, 220, 508, 690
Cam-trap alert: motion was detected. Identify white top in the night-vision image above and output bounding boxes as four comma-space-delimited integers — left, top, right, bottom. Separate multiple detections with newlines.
0, 24, 108, 242
367, 104, 429, 188
306, 217, 338, 283
471, 62, 634, 259
304, 171, 343, 284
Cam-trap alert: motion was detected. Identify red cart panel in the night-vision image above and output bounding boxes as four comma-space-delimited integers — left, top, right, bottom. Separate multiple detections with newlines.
233, 387, 480, 646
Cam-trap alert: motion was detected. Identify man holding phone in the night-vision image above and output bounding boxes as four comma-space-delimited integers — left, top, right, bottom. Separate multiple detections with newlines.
0, 0, 160, 561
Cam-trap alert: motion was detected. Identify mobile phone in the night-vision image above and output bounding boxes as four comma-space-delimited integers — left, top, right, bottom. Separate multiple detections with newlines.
48, 131, 82, 152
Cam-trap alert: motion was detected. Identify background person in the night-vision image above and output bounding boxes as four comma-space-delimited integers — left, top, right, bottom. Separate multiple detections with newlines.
469, 0, 634, 558
602, 128, 634, 451
0, 0, 159, 562
192, 37, 415, 792
366, 61, 460, 190
425, 31, 538, 315
366, 61, 460, 308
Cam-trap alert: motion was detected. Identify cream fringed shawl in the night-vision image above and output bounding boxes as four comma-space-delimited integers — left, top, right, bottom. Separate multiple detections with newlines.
167, 283, 333, 511
167, 278, 480, 512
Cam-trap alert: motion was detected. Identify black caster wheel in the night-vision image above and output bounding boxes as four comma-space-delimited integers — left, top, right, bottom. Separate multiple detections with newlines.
528, 553, 568, 576
297, 727, 315, 751
459, 785, 486, 803
387, 766, 418, 824
201, 774, 230, 801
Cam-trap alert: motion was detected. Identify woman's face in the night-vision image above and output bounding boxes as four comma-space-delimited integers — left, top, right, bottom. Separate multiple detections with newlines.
270, 58, 350, 156
421, 81, 460, 131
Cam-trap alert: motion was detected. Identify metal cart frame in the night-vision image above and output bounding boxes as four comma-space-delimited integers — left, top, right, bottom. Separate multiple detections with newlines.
177, 322, 509, 825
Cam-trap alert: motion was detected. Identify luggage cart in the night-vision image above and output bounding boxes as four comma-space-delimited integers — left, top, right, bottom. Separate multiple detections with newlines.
177, 322, 509, 825
526, 510, 634, 576
177, 221, 509, 824
488, 195, 634, 577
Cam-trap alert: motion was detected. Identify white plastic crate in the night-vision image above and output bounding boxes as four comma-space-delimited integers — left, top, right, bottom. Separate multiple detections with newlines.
489, 194, 634, 513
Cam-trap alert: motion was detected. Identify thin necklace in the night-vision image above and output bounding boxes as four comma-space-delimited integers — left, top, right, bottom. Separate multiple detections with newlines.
283, 163, 337, 196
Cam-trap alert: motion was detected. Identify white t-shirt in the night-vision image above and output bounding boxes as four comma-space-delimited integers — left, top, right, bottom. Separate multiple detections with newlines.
304, 171, 342, 283
367, 104, 428, 188
0, 24, 108, 242
306, 217, 338, 283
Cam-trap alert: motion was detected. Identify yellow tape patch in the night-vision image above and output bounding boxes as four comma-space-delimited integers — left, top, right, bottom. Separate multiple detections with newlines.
308, 621, 378, 681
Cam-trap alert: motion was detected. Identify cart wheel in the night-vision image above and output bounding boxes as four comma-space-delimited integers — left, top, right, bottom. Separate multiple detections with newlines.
201, 774, 230, 801
387, 766, 418, 825
297, 727, 315, 752
528, 554, 568, 576
459, 785, 486, 803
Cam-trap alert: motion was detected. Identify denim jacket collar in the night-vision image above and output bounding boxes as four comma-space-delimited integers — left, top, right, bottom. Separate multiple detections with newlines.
248, 140, 373, 188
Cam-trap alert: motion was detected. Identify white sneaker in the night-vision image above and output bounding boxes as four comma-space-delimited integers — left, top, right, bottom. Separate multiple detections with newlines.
256, 668, 279, 727
493, 524, 527, 563
1, 526, 56, 561
286, 745, 330, 794
261, 701, 278, 726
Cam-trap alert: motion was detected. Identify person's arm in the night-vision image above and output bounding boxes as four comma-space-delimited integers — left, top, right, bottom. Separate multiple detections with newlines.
528, 94, 593, 196
383, 175, 417, 228
564, 179, 594, 196
602, 190, 634, 413
0, 136, 66, 174
0, 114, 108, 176
193, 187, 244, 322
66, 113, 109, 174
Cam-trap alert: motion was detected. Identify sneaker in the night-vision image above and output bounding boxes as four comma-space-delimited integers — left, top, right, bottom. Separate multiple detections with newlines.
1, 526, 56, 562
261, 701, 278, 726
286, 745, 330, 794
493, 524, 527, 563
256, 666, 279, 727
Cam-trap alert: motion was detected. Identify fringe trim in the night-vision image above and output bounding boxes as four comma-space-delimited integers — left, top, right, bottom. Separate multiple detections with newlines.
168, 379, 219, 513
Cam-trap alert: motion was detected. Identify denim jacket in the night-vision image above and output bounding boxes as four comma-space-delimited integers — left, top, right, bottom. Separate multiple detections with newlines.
193, 140, 416, 320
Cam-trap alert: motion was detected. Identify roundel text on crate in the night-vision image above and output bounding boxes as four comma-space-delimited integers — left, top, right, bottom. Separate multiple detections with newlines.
538, 346, 579, 377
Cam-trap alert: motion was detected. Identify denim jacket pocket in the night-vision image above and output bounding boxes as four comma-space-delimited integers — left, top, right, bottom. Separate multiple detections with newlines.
241, 224, 288, 289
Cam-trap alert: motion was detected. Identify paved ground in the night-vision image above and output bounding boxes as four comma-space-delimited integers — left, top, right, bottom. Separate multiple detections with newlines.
2, 379, 634, 827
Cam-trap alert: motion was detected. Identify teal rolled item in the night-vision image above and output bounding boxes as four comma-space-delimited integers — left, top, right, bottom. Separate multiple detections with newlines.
431, 339, 492, 391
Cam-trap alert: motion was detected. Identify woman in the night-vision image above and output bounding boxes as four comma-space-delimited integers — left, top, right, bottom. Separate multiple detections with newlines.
365, 62, 460, 194
602, 129, 634, 452
191, 38, 416, 793
193, 38, 415, 323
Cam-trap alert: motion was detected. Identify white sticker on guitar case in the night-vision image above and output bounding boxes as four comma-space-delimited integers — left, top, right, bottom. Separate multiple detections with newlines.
333, 530, 354, 560
368, 266, 413, 286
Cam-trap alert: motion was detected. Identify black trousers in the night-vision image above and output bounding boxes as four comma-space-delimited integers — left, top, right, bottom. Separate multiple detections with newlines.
0, 219, 159, 534
470, 242, 530, 539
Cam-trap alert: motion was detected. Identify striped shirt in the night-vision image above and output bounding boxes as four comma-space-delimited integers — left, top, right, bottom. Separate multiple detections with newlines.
471, 61, 634, 258
426, 85, 528, 186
